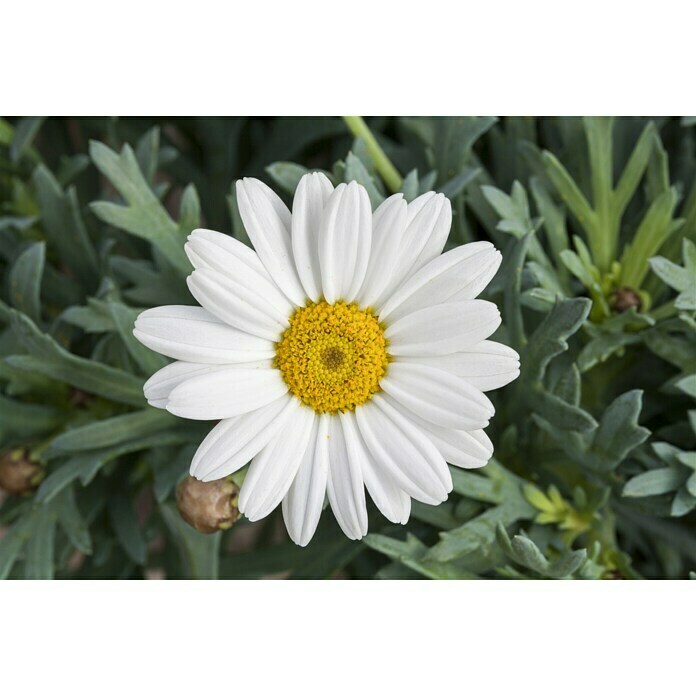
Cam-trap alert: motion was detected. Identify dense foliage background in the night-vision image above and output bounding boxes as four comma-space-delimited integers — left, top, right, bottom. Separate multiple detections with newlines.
0, 116, 694, 580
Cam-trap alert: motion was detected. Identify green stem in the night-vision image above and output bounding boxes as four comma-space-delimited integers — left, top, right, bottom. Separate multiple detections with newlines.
342, 116, 402, 193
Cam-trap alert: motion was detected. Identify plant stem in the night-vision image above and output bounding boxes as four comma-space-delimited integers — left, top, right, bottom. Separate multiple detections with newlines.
342, 116, 402, 193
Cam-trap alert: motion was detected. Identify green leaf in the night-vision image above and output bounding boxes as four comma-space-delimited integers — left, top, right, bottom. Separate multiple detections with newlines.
577, 331, 641, 373
265, 162, 310, 195
643, 329, 696, 372
226, 182, 252, 247
671, 487, 696, 517
400, 169, 419, 201
510, 534, 550, 573
623, 468, 687, 497
438, 167, 481, 200
0, 394, 65, 444
108, 493, 147, 565
106, 301, 168, 375
587, 390, 650, 471
521, 298, 591, 384
614, 121, 657, 216
8, 310, 145, 407
620, 187, 679, 288
530, 177, 569, 273
62, 302, 115, 333
504, 231, 534, 348
450, 469, 505, 505
432, 117, 497, 182
676, 374, 696, 399
160, 503, 220, 579
363, 533, 478, 580
0, 516, 32, 580
89, 141, 190, 274
532, 388, 597, 432
542, 151, 596, 236
548, 549, 588, 578
344, 152, 385, 208
290, 533, 365, 580
482, 182, 536, 238
48, 409, 175, 455
36, 430, 197, 503
427, 462, 536, 563
35, 457, 106, 504
649, 239, 696, 310
496, 524, 588, 579
151, 445, 193, 503
54, 487, 92, 555
10, 116, 45, 162
178, 184, 201, 235
9, 242, 45, 322
32, 164, 99, 291
24, 504, 57, 579
554, 362, 581, 406
134, 127, 160, 184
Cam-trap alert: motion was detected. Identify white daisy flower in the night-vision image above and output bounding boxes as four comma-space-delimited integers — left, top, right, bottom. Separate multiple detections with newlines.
134, 174, 520, 546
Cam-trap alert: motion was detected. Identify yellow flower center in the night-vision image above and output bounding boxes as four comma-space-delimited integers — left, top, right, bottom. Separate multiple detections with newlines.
275, 301, 389, 414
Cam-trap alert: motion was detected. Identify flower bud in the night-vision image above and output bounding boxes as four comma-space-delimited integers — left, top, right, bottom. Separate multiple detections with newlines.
0, 449, 44, 495
176, 476, 240, 534
611, 287, 642, 313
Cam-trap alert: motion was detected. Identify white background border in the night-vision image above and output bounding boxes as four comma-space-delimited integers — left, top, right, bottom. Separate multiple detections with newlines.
2, 581, 694, 693
3, 2, 695, 693
4, 1, 695, 115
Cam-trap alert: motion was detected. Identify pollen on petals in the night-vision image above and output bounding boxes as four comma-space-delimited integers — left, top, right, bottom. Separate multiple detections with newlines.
275, 301, 389, 414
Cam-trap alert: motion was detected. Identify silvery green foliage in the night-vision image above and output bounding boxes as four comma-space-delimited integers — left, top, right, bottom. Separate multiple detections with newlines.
0, 116, 695, 579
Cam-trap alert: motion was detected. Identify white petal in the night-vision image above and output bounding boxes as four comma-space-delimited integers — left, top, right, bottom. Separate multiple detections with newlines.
318, 182, 372, 303
187, 268, 288, 342
165, 366, 288, 420
133, 305, 275, 364
384, 394, 492, 469
380, 192, 452, 297
282, 414, 330, 546
409, 193, 452, 273
381, 361, 494, 430
236, 178, 306, 305
355, 395, 451, 505
291, 173, 334, 302
356, 194, 408, 308
379, 242, 501, 322
238, 406, 315, 521
190, 396, 297, 482
185, 229, 294, 318
144, 360, 271, 409
385, 300, 501, 356
400, 340, 520, 392
326, 412, 368, 540
361, 445, 411, 525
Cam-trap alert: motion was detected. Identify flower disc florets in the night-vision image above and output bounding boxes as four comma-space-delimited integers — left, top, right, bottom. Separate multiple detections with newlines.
275, 300, 389, 413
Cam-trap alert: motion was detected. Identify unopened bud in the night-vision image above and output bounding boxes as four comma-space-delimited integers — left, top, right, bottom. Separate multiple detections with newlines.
176, 476, 240, 534
0, 449, 44, 495
69, 388, 93, 409
611, 287, 642, 313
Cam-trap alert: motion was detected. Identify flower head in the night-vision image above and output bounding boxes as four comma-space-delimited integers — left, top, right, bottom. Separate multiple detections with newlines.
134, 174, 519, 545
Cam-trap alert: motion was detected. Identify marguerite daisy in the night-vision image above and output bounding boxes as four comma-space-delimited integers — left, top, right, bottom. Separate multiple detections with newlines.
134, 174, 519, 545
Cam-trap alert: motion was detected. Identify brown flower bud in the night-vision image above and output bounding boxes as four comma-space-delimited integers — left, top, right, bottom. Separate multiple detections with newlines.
69, 388, 93, 409
176, 476, 240, 534
0, 449, 44, 495
611, 287, 642, 313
